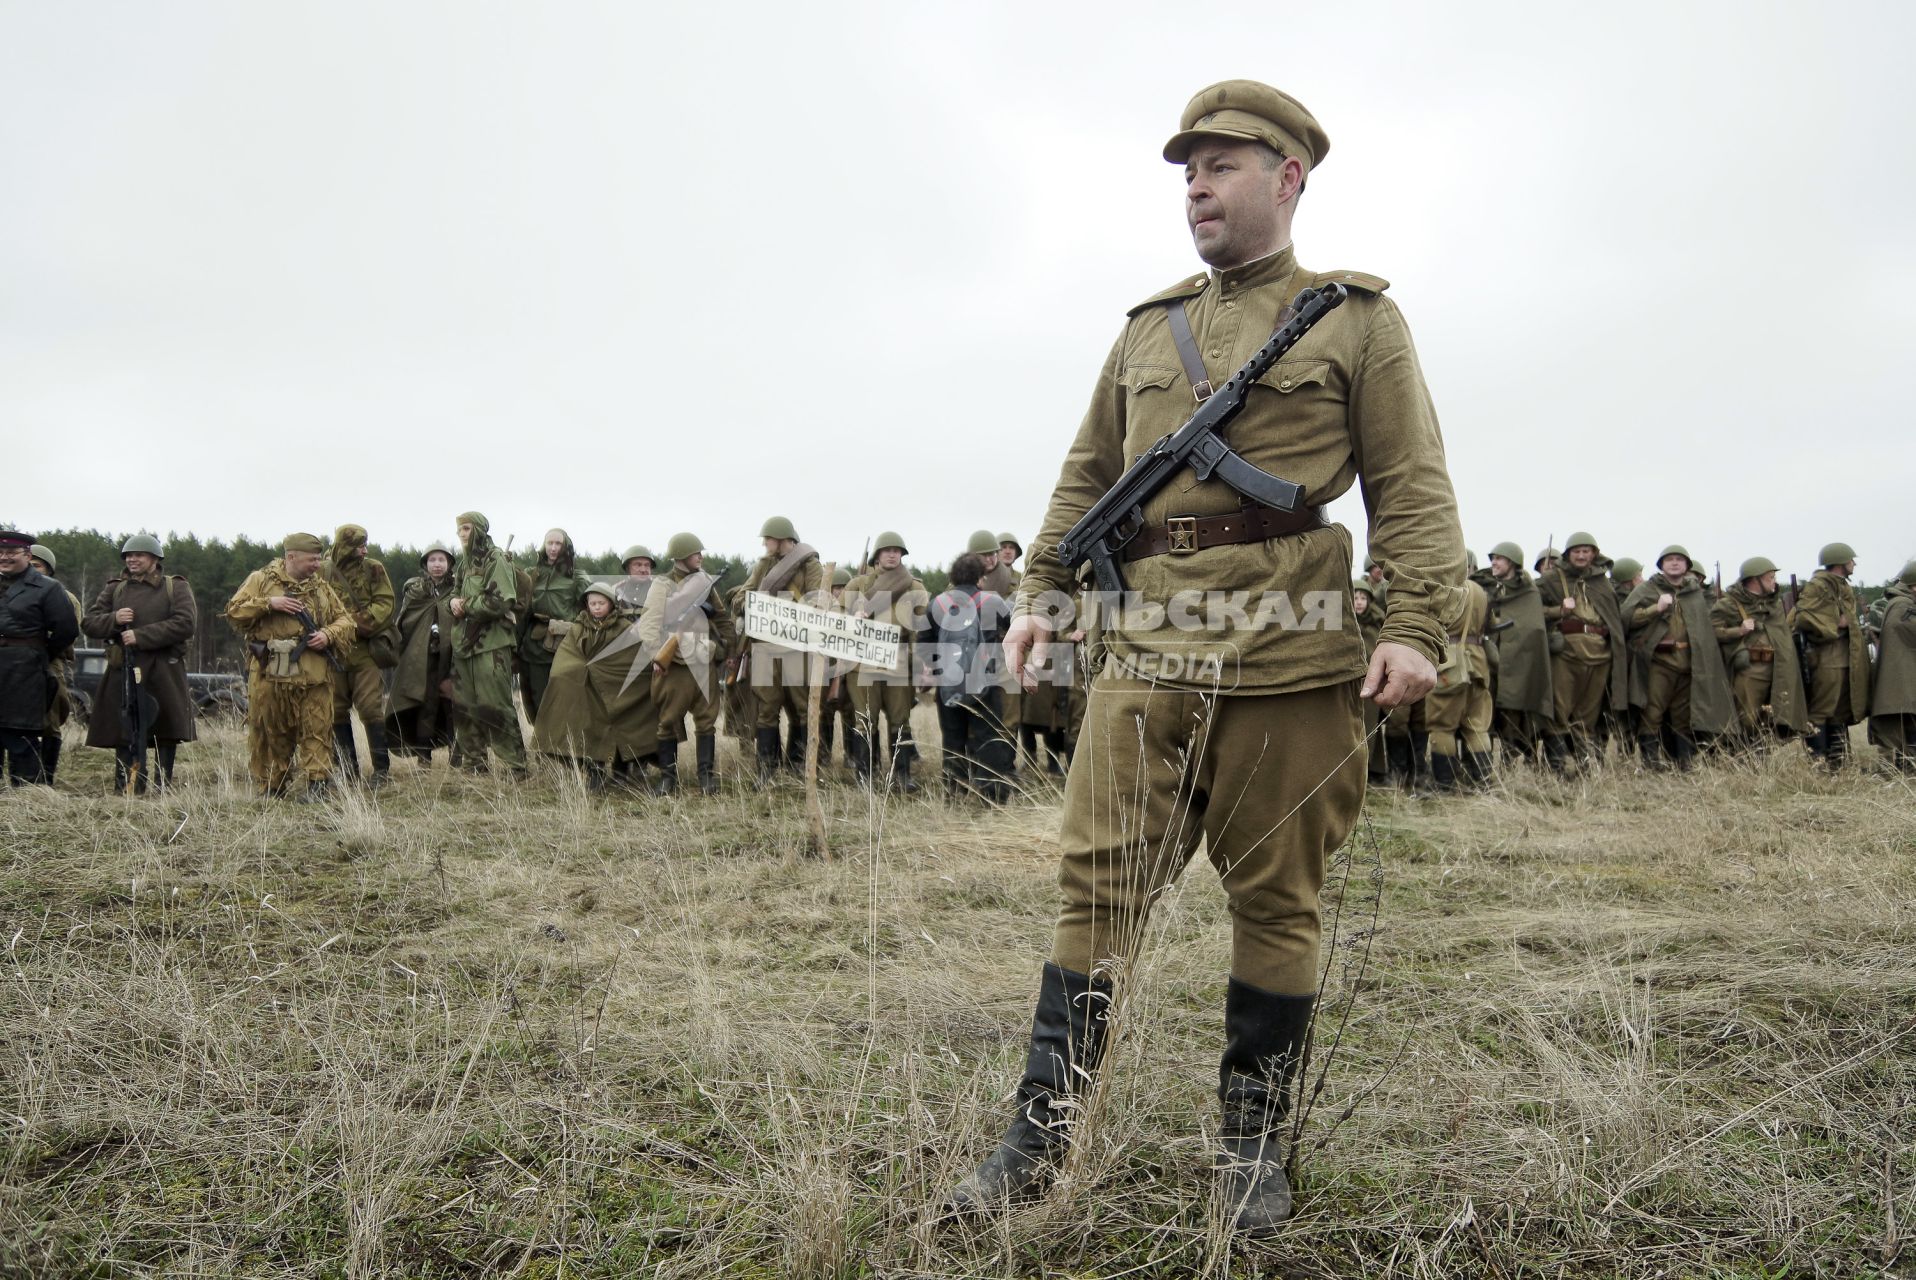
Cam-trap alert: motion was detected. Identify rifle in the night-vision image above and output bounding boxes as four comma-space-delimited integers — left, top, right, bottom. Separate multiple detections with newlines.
118, 643, 160, 797
1788, 573, 1813, 691
1057, 283, 1347, 594
293, 607, 345, 672
1713, 560, 1722, 600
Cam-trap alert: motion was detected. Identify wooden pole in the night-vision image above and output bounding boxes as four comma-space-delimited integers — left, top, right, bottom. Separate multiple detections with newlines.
803, 562, 834, 858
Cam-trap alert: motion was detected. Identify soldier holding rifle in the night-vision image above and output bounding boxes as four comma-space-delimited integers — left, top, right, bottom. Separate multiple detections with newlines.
948, 80, 1465, 1235
224, 533, 355, 800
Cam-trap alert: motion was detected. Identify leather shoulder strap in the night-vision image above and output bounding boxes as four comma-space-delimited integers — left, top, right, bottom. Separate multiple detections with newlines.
1162, 301, 1212, 401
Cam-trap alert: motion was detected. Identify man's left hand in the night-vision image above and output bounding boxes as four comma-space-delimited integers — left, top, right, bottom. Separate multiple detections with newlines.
1361, 641, 1436, 709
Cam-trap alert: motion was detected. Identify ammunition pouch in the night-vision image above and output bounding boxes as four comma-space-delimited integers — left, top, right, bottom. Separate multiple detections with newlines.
264, 636, 302, 679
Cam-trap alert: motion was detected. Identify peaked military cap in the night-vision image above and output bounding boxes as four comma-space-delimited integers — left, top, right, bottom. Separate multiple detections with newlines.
0, 528, 34, 548
1164, 80, 1329, 169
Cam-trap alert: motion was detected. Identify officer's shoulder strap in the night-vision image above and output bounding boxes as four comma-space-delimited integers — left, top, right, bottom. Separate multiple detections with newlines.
1312, 269, 1390, 295
1126, 272, 1212, 318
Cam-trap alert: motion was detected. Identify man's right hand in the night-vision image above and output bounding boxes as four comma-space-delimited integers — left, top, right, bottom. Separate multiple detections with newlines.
115, 607, 136, 624
269, 595, 303, 614
1005, 614, 1052, 692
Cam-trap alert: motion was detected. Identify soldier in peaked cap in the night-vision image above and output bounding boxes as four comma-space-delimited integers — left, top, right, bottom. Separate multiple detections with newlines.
1793, 542, 1871, 766
26, 544, 83, 785
0, 529, 80, 785
948, 79, 1466, 1235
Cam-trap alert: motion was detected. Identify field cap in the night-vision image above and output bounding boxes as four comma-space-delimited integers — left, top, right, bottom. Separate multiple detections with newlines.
1164, 80, 1329, 169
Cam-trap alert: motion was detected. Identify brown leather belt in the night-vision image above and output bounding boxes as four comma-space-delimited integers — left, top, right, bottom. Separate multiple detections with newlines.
0, 634, 47, 649
1123, 504, 1326, 563
1560, 617, 1609, 637
1653, 639, 1690, 653
1747, 646, 1776, 663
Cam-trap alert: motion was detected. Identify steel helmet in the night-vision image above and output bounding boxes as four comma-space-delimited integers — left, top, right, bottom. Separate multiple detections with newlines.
1657, 544, 1693, 570
121, 533, 165, 558
28, 544, 56, 573
759, 516, 798, 541
665, 532, 704, 561
1490, 541, 1524, 565
872, 530, 908, 556
621, 544, 655, 568
1564, 531, 1599, 553
1818, 542, 1856, 567
966, 529, 999, 555
1737, 556, 1777, 582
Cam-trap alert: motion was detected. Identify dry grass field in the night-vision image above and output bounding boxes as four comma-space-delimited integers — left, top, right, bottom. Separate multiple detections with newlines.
3, 709, 1912, 1279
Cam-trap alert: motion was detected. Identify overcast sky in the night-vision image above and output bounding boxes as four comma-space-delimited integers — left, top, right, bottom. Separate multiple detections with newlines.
5, 1, 1912, 580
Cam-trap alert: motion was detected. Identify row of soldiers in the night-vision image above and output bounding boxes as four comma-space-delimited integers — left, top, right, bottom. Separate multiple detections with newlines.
1355, 533, 1916, 788
0, 519, 1077, 799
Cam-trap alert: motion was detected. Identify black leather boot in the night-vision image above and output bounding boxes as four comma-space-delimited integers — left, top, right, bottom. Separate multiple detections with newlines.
697, 733, 719, 795
947, 963, 1113, 1215
333, 724, 360, 782
1637, 733, 1664, 770
653, 738, 680, 795
156, 743, 177, 790
1542, 733, 1572, 775
1044, 729, 1067, 775
1217, 978, 1314, 1238
784, 724, 807, 773
1385, 737, 1413, 788
365, 723, 391, 788
1669, 734, 1697, 770
755, 727, 780, 786
1429, 752, 1460, 793
1408, 730, 1431, 790
1464, 750, 1494, 790
1822, 722, 1847, 769
892, 731, 920, 794
38, 735, 62, 786
848, 725, 871, 785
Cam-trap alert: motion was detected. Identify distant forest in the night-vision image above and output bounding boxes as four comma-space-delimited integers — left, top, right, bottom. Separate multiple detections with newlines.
22, 529, 952, 672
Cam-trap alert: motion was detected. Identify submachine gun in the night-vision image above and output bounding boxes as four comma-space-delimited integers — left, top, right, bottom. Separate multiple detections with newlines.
1056, 283, 1347, 595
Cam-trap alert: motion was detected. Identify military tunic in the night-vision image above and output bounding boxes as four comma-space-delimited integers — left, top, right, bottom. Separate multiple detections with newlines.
1018, 245, 1465, 995
846, 565, 929, 774
224, 561, 356, 791
1710, 583, 1807, 740
1792, 569, 1870, 725
1624, 572, 1734, 739
639, 565, 736, 743
1425, 577, 1492, 759
1537, 562, 1628, 739
742, 550, 825, 734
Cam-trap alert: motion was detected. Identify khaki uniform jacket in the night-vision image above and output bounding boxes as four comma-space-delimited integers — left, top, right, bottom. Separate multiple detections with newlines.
81, 569, 201, 745
1870, 583, 1916, 717
1792, 569, 1871, 721
637, 566, 736, 667
1436, 578, 1491, 689
846, 568, 929, 682
1623, 573, 1734, 733
224, 561, 356, 687
1710, 584, 1808, 733
1537, 561, 1630, 710
1017, 246, 1465, 695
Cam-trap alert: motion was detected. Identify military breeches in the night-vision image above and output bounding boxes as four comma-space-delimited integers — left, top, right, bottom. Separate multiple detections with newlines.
1425, 672, 1492, 756
750, 647, 812, 730
332, 662, 386, 725
853, 675, 914, 749
247, 676, 333, 790
1642, 660, 1693, 737
655, 664, 720, 742
1807, 660, 1853, 724
1551, 654, 1609, 735
1732, 662, 1774, 739
1052, 672, 1365, 996
451, 649, 526, 767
